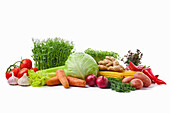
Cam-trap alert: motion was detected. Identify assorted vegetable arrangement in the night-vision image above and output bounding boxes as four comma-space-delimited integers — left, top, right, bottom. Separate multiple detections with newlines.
5, 58, 38, 86
5, 38, 166, 93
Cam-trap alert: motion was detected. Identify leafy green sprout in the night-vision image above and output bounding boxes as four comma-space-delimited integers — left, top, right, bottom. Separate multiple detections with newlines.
32, 37, 74, 70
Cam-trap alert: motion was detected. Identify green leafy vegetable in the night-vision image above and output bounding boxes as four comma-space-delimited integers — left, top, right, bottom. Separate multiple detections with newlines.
28, 70, 51, 87
65, 52, 99, 80
32, 37, 74, 70
28, 66, 66, 87
84, 48, 120, 63
107, 77, 136, 92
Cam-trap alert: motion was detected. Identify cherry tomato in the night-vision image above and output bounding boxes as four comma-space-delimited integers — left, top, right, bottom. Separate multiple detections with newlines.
20, 59, 32, 69
17, 68, 29, 78
6, 67, 20, 80
32, 67, 39, 72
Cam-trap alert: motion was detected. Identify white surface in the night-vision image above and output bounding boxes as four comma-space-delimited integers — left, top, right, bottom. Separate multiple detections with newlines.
0, 0, 170, 113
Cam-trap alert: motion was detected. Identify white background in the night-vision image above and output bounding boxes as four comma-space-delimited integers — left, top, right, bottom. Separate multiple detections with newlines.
0, 0, 170, 113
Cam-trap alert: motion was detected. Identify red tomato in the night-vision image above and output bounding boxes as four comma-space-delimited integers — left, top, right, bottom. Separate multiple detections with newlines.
6, 67, 20, 80
17, 68, 29, 78
32, 67, 39, 72
20, 59, 32, 69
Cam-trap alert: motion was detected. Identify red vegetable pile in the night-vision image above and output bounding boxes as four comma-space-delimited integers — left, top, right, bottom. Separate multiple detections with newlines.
128, 61, 166, 85
5, 59, 38, 80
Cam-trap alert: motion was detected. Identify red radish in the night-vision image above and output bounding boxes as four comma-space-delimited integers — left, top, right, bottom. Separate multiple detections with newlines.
17, 68, 29, 79
86, 74, 97, 86
96, 76, 108, 88
20, 59, 32, 69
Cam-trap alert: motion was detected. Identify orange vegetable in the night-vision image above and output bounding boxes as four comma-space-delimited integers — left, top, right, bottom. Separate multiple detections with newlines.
46, 76, 60, 86
57, 69, 69, 88
67, 76, 86, 87
46, 69, 86, 87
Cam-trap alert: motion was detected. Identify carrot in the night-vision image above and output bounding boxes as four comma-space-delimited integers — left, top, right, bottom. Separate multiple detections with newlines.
46, 76, 61, 86
57, 69, 69, 88
46, 70, 86, 87
67, 76, 86, 87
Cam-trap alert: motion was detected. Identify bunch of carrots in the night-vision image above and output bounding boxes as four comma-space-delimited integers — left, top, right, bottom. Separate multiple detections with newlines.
46, 69, 86, 88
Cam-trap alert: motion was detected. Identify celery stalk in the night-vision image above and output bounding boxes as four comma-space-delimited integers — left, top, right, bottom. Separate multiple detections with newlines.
28, 65, 66, 87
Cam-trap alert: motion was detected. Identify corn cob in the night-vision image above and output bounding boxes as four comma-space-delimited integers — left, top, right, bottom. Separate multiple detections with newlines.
122, 71, 139, 78
98, 71, 139, 78
98, 71, 123, 78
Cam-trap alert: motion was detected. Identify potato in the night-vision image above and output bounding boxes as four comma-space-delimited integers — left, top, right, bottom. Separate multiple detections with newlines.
130, 79, 143, 89
134, 72, 151, 87
122, 77, 134, 83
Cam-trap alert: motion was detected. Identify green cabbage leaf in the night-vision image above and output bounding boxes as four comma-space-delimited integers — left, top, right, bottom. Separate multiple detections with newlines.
65, 52, 99, 80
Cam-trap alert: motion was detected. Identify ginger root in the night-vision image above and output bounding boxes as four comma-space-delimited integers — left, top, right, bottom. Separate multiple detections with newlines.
98, 65, 108, 70
98, 56, 124, 72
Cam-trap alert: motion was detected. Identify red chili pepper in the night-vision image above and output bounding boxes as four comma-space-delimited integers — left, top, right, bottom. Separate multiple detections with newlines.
143, 68, 166, 85
137, 65, 145, 71
151, 75, 159, 83
156, 79, 166, 85
129, 61, 136, 71
125, 66, 131, 70
155, 75, 159, 78
129, 61, 145, 71
143, 68, 157, 82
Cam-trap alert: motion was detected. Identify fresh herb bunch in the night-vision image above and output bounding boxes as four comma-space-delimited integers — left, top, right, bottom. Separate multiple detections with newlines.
107, 77, 136, 92
121, 49, 143, 66
84, 48, 120, 63
32, 38, 74, 70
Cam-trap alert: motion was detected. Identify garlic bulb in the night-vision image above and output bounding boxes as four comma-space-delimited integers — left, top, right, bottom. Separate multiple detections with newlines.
8, 72, 18, 85
18, 73, 30, 86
